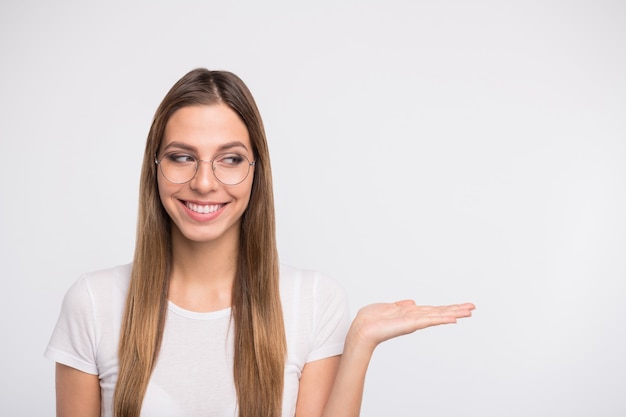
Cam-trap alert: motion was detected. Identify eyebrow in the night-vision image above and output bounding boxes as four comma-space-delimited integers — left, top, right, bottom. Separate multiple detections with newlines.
161, 141, 250, 154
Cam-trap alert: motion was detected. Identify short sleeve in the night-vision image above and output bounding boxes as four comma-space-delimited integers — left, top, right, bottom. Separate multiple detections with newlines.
306, 274, 351, 363
44, 276, 99, 375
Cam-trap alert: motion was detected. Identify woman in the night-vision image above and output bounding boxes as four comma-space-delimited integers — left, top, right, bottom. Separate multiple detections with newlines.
45, 68, 474, 417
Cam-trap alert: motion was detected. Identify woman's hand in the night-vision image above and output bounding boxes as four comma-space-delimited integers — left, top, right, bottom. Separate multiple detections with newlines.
321, 301, 475, 417
347, 301, 475, 352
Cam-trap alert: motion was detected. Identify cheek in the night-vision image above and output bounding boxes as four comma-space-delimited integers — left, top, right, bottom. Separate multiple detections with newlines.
232, 180, 254, 215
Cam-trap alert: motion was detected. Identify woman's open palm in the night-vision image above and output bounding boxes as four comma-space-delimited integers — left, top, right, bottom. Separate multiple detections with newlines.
350, 301, 475, 349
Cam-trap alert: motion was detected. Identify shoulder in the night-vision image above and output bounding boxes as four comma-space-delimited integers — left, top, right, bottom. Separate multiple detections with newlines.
62, 263, 132, 312
71, 263, 132, 294
46, 263, 132, 373
279, 263, 346, 298
279, 263, 350, 321
279, 263, 351, 364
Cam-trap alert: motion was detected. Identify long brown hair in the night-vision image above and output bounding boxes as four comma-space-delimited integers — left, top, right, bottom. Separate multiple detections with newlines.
113, 69, 286, 417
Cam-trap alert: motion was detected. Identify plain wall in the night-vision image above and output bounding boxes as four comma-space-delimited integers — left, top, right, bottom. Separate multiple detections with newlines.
1, 0, 625, 415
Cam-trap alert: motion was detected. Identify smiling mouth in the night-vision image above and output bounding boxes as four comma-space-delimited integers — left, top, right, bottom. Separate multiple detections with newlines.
184, 201, 225, 214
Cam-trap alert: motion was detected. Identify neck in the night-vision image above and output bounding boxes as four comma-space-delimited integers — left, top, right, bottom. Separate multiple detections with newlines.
168, 226, 239, 312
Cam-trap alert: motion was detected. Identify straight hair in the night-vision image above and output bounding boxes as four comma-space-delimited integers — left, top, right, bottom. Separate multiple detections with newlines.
113, 69, 286, 417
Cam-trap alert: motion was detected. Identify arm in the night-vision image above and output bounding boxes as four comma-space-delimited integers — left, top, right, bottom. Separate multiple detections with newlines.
56, 363, 101, 417
321, 301, 476, 417
294, 356, 341, 417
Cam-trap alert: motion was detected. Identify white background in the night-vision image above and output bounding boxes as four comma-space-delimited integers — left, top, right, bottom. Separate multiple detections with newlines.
1, 1, 625, 415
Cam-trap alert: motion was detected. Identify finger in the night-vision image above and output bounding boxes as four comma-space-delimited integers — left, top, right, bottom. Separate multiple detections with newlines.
453, 303, 476, 315
394, 300, 416, 307
427, 303, 475, 316
407, 308, 469, 324
418, 314, 458, 328
442, 307, 472, 319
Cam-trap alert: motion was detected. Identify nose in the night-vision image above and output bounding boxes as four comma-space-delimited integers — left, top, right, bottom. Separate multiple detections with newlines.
189, 160, 218, 193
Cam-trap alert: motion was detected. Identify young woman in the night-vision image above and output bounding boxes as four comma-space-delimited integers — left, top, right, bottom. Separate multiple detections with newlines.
45, 68, 475, 417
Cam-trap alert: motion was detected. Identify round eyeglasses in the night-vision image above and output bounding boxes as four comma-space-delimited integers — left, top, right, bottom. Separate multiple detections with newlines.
155, 152, 255, 185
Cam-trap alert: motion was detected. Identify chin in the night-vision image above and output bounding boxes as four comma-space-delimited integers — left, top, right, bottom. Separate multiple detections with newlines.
173, 222, 241, 246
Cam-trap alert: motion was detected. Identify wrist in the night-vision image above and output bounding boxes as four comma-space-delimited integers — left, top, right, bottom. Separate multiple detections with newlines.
344, 321, 378, 357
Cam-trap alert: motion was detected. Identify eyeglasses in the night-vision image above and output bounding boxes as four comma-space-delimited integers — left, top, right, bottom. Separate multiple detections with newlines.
155, 152, 255, 185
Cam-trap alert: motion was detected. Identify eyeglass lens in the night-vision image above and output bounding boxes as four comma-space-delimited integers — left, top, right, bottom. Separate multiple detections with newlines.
158, 153, 253, 185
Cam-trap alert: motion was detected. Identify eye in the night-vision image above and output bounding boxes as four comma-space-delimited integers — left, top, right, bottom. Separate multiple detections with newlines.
165, 153, 196, 164
216, 153, 246, 167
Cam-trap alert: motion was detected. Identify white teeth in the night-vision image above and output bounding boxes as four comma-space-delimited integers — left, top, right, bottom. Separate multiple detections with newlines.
186, 202, 223, 214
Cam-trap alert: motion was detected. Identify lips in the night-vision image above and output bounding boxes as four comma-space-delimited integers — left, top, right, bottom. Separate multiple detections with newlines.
184, 201, 225, 214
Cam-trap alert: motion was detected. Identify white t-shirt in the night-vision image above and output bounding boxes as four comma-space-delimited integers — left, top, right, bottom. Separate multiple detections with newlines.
45, 263, 350, 417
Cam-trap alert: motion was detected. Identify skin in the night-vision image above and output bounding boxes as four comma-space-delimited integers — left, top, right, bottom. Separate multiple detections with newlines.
55, 104, 476, 416
56, 363, 100, 417
157, 104, 254, 310
157, 105, 254, 254
319, 301, 475, 417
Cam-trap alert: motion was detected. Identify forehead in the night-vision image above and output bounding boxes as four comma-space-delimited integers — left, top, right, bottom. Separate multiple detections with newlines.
162, 104, 251, 152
